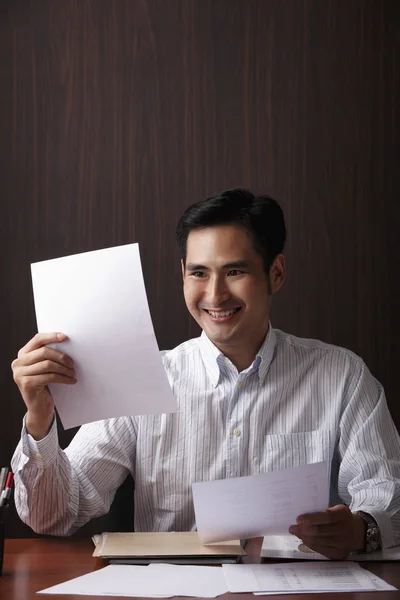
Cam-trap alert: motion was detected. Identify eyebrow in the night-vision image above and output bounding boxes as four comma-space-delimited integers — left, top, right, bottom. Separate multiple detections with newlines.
186, 260, 249, 271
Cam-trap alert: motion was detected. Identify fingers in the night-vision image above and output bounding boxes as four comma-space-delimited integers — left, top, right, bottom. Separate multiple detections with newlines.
289, 523, 343, 539
289, 525, 351, 559
289, 505, 355, 560
23, 360, 76, 380
296, 509, 342, 527
300, 536, 338, 550
301, 543, 350, 560
12, 333, 77, 393
16, 346, 74, 370
12, 333, 75, 439
21, 373, 77, 389
289, 506, 351, 541
18, 332, 67, 356
295, 505, 351, 527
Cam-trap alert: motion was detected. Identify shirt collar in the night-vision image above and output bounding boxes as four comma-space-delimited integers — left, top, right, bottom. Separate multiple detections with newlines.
198, 324, 276, 387
256, 324, 276, 385
198, 331, 223, 387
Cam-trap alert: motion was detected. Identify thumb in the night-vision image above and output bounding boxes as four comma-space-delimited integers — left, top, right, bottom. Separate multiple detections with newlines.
327, 504, 351, 520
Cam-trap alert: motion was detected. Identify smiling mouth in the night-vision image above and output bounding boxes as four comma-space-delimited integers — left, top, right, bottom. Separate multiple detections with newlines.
204, 307, 242, 319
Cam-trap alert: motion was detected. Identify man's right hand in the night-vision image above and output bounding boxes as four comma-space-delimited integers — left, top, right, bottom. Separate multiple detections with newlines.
12, 333, 77, 440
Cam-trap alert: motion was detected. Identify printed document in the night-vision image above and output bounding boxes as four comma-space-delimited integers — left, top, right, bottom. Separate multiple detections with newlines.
222, 562, 397, 594
193, 461, 329, 543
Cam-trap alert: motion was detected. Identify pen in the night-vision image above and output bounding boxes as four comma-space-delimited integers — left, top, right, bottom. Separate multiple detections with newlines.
0, 467, 8, 494
0, 472, 13, 507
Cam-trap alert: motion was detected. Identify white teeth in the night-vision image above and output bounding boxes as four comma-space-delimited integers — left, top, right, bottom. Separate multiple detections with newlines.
208, 309, 237, 318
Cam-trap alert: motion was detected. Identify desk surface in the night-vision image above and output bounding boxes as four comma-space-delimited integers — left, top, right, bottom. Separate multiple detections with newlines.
1, 537, 399, 600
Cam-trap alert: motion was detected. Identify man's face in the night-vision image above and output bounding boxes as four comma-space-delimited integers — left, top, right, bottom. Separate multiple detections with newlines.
182, 224, 284, 356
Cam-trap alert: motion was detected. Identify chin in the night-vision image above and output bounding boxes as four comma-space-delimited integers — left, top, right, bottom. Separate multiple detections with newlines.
204, 329, 237, 346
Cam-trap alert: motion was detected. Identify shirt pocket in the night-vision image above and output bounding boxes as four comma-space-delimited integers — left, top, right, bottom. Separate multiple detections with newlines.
264, 430, 333, 472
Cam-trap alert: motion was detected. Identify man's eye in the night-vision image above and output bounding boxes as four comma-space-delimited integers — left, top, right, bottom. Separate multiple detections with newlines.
192, 271, 206, 278
227, 269, 243, 276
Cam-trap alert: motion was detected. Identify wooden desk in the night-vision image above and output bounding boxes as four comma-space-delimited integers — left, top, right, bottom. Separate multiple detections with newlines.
1, 538, 399, 599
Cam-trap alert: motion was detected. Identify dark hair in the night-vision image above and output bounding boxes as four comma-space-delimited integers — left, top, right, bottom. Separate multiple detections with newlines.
176, 188, 286, 275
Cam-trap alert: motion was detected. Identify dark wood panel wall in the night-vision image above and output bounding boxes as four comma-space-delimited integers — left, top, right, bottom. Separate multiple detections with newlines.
1, 0, 399, 537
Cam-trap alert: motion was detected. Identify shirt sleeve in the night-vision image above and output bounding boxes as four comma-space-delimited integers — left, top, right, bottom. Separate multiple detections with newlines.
11, 414, 137, 536
337, 360, 400, 549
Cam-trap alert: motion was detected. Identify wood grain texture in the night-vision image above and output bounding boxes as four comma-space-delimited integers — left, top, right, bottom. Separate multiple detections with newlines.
0, 0, 399, 536
1, 538, 400, 599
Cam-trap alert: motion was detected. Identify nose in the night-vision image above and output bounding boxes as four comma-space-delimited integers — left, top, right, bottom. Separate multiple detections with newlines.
205, 274, 230, 307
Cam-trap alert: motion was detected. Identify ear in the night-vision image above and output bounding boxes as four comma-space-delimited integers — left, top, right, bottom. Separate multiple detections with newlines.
269, 254, 286, 294
181, 259, 185, 281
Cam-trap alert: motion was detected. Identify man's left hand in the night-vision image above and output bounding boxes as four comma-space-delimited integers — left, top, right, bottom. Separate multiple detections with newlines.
288, 504, 366, 559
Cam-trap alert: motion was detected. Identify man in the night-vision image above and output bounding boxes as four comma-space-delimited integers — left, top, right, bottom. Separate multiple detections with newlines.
11, 188, 400, 559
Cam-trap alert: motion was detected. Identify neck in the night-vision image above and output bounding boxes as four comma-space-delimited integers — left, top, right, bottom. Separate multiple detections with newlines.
216, 324, 270, 373
227, 352, 257, 373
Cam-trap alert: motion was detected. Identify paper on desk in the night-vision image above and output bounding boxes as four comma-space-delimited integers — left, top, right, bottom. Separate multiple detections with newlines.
222, 562, 397, 594
31, 243, 177, 429
38, 563, 228, 597
253, 569, 397, 595
193, 461, 329, 543
261, 534, 400, 561
37, 564, 171, 597
148, 563, 229, 596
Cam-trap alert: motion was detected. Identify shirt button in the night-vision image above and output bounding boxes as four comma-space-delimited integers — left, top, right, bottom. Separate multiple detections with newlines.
259, 379, 264, 385
225, 358, 230, 366
233, 428, 241, 437
237, 382, 242, 389
35, 453, 43, 460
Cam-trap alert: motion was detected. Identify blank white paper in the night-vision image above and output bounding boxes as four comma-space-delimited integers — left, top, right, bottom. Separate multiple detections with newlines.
38, 563, 228, 597
31, 243, 177, 429
147, 563, 229, 597
193, 461, 329, 543
37, 564, 172, 596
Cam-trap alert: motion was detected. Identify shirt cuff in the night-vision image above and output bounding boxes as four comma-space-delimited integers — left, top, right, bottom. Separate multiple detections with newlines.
20, 414, 59, 469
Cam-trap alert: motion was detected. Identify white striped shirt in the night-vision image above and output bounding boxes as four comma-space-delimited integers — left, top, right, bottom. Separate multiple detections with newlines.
12, 326, 400, 548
